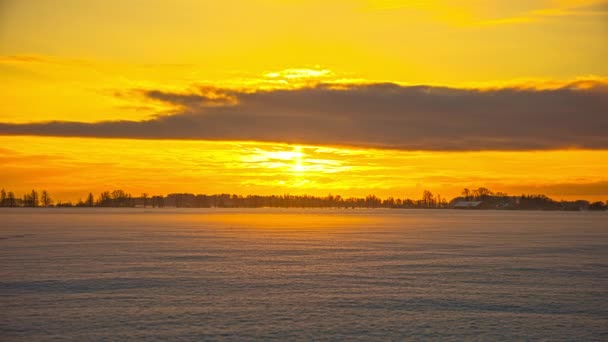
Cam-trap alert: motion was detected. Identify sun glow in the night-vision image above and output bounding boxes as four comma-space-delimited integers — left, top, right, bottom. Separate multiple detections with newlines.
242, 145, 323, 176
1, 136, 607, 202
292, 146, 305, 173
0, 0, 607, 204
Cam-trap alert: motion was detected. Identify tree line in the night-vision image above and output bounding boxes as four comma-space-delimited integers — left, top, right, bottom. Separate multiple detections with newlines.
0, 188, 449, 209
455, 187, 607, 211
0, 189, 53, 207
1, 187, 606, 211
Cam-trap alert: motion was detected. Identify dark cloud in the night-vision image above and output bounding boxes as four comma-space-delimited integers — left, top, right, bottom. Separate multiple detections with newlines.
1, 81, 607, 150
145, 86, 237, 107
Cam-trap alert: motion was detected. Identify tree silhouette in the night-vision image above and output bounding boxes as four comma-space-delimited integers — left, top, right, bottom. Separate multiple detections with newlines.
7, 191, 16, 207
40, 190, 52, 207
462, 188, 471, 201
475, 187, 493, 200
30, 190, 39, 207
86, 193, 95, 207
0, 186, 603, 211
422, 190, 434, 208
141, 193, 149, 208
98, 191, 111, 207
589, 201, 607, 211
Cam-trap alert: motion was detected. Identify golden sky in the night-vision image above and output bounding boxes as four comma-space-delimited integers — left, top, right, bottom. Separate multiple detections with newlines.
2, 136, 608, 201
0, 0, 607, 201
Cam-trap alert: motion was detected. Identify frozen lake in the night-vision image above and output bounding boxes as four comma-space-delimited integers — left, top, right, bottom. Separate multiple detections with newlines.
1, 208, 607, 340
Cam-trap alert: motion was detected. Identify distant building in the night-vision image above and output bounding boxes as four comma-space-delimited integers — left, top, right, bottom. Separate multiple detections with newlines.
452, 201, 483, 209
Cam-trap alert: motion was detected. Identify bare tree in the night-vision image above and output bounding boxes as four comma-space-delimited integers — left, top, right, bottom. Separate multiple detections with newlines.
23, 193, 32, 207
98, 191, 111, 207
30, 189, 39, 207
422, 190, 434, 208
40, 190, 53, 207
86, 193, 95, 207
476, 187, 493, 198
141, 193, 149, 208
7, 191, 16, 207
462, 188, 471, 201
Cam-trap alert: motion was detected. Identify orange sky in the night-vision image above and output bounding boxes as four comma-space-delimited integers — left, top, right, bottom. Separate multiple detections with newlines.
0, 0, 607, 202
1, 136, 607, 202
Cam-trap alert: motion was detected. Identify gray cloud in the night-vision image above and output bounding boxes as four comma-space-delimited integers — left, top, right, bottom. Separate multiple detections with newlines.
1, 81, 607, 150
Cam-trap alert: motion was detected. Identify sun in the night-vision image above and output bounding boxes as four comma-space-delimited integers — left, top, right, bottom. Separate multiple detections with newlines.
268, 146, 306, 173
242, 144, 354, 182
292, 146, 305, 172
245, 145, 307, 173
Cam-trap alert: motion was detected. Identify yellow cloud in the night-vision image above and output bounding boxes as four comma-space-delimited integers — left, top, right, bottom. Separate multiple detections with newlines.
362, 0, 608, 27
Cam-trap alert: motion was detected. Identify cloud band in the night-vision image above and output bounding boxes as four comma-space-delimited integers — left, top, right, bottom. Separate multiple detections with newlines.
1, 81, 607, 150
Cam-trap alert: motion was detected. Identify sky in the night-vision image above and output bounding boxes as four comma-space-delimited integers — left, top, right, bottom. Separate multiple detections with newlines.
0, 0, 607, 201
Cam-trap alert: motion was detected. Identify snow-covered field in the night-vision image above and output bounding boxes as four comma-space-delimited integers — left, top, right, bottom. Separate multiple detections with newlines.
1, 208, 607, 340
